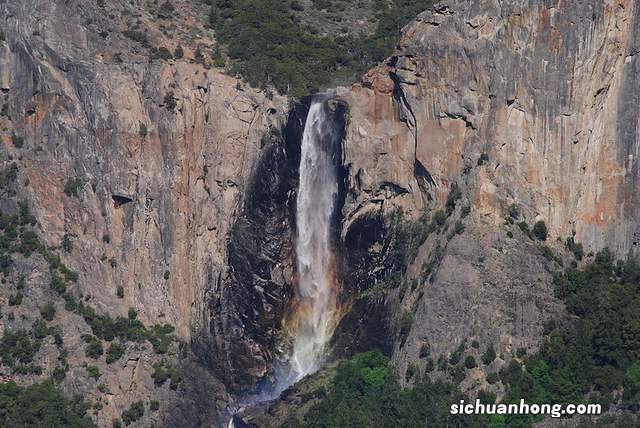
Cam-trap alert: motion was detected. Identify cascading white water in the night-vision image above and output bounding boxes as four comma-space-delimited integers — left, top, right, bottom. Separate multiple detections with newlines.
289, 98, 340, 380
224, 98, 341, 427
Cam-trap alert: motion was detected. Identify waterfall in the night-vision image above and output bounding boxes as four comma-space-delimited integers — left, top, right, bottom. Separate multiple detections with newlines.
289, 97, 340, 381
225, 97, 342, 427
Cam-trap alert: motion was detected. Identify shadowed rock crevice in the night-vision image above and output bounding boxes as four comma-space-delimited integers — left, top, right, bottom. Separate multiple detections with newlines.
112, 194, 133, 207
202, 96, 350, 393
204, 127, 298, 392
333, 209, 396, 358
389, 58, 436, 201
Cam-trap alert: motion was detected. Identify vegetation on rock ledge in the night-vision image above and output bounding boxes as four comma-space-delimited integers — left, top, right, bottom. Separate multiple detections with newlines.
282, 350, 487, 427
208, 0, 434, 96
498, 249, 640, 426
0, 381, 94, 427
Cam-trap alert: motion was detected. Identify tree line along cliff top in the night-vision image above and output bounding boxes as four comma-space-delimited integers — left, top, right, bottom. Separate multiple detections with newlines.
207, 0, 435, 96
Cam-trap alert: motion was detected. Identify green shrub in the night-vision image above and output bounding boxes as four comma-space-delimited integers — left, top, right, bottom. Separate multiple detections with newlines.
150, 400, 159, 411
13, 364, 42, 375
122, 29, 149, 47
565, 235, 584, 260
152, 363, 169, 385
477, 389, 497, 404
540, 245, 554, 261
138, 123, 148, 138
40, 303, 56, 321
213, 56, 226, 68
105, 342, 125, 364
158, 1, 175, 19
449, 342, 465, 366
289, 0, 304, 11
62, 233, 73, 252
152, 363, 182, 389
481, 344, 496, 365
121, 400, 144, 425
50, 273, 66, 295
52, 365, 66, 383
437, 354, 448, 371
32, 319, 53, 339
18, 200, 37, 226
517, 221, 530, 236
0, 329, 40, 366
405, 362, 417, 380
432, 210, 446, 227
399, 311, 413, 343
0, 253, 12, 275
8, 292, 23, 306
450, 364, 466, 385
60, 265, 78, 282
163, 92, 177, 111
486, 372, 499, 384
11, 133, 24, 148
425, 358, 434, 372
87, 365, 101, 380
148, 323, 175, 354
174, 45, 184, 59
84, 336, 104, 359
68, 299, 171, 354
54, 331, 63, 346
19, 230, 41, 256
0, 162, 19, 189
464, 355, 477, 369
419, 343, 430, 358
150, 46, 173, 61
43, 250, 61, 269
445, 182, 462, 214
117, 286, 124, 298
64, 177, 83, 197
532, 220, 548, 241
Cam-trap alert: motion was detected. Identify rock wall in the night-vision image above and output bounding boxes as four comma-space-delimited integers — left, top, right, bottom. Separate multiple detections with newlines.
0, 0, 289, 424
332, 0, 640, 393
339, 0, 640, 254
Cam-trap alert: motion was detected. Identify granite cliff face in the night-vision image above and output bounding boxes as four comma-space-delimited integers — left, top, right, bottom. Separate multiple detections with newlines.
2, 0, 640, 426
0, 0, 289, 425
332, 0, 640, 398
